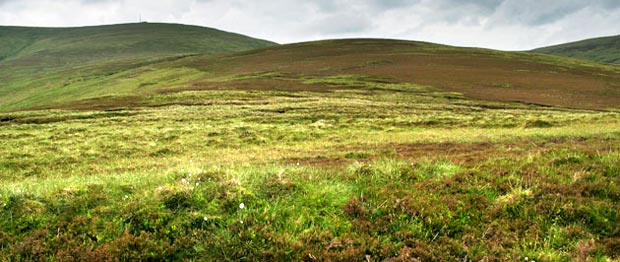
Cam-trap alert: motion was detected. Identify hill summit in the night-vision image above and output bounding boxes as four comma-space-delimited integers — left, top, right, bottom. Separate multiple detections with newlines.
0, 22, 276, 67
0, 23, 276, 111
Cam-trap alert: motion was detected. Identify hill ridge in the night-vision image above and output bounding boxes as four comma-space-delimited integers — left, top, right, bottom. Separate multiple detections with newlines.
1, 26, 620, 111
0, 22, 276, 66
0, 22, 277, 110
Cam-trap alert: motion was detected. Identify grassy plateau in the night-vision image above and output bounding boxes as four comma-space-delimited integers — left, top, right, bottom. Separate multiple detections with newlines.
0, 24, 620, 261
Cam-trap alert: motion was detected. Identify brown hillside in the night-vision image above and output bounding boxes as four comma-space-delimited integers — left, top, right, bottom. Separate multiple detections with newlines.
183, 39, 620, 109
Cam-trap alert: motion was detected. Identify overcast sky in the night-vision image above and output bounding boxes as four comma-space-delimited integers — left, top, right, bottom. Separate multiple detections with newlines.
1, 0, 619, 50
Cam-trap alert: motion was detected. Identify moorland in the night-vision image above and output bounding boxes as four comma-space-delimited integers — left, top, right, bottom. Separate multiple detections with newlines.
1, 23, 619, 261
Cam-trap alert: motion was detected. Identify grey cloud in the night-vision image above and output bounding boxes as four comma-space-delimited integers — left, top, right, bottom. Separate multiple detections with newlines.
486, 0, 620, 27
81, 0, 114, 4
489, 0, 583, 26
0, 0, 619, 50
368, 0, 419, 9
364, 0, 617, 27
432, 0, 502, 11
365, 0, 503, 15
600, 0, 620, 9
309, 13, 372, 35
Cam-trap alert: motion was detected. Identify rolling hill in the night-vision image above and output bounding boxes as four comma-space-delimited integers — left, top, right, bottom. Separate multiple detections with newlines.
177, 39, 620, 109
0, 22, 276, 66
1, 25, 620, 112
0, 23, 276, 111
23, 38, 618, 112
532, 35, 620, 64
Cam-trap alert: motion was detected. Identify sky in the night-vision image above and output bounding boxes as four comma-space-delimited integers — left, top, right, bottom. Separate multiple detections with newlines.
1, 0, 620, 50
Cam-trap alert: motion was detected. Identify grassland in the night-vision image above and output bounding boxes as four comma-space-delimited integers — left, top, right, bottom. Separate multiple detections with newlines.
532, 35, 620, 64
1, 30, 620, 260
1, 70, 620, 260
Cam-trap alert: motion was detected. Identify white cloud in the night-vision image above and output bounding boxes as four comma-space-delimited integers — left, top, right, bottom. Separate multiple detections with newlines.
0, 0, 619, 50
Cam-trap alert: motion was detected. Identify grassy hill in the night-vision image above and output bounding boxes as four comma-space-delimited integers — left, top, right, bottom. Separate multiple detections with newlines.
532, 35, 620, 64
0, 22, 275, 66
3, 35, 620, 111
181, 39, 620, 109
0, 23, 276, 111
23, 38, 618, 112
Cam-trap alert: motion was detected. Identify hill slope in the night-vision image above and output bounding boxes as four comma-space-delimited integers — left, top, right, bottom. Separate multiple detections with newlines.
532, 35, 620, 64
0, 22, 276, 66
0, 23, 276, 110
2, 36, 620, 111
153, 39, 620, 110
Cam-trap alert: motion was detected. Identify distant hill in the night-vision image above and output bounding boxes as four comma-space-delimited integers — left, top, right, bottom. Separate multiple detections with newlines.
532, 35, 620, 64
0, 22, 276, 66
1, 26, 620, 111
0, 23, 276, 110
174, 39, 620, 110
46, 38, 620, 111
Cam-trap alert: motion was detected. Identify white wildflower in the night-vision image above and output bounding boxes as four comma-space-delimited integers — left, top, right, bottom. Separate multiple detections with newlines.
524, 257, 528, 261
203, 216, 208, 221
239, 203, 245, 209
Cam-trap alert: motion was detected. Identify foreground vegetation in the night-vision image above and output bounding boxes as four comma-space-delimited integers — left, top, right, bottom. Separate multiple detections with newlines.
1, 76, 619, 260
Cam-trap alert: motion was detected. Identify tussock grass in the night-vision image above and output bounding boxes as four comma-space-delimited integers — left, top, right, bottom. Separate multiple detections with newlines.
1, 78, 619, 260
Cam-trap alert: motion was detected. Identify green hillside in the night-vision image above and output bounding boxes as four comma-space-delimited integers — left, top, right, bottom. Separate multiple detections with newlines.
0, 23, 275, 66
0, 23, 276, 110
532, 35, 620, 64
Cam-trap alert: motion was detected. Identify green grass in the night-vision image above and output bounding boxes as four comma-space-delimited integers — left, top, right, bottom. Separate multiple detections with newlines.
532, 35, 620, 64
1, 83, 619, 260
302, 74, 433, 92
0, 23, 275, 66
0, 23, 276, 111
